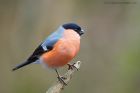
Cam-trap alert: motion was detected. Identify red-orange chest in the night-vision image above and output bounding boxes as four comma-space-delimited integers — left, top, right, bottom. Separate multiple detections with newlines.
41, 30, 80, 68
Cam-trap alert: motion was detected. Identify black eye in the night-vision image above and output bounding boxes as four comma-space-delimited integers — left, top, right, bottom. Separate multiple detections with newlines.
74, 29, 78, 31
75, 28, 81, 32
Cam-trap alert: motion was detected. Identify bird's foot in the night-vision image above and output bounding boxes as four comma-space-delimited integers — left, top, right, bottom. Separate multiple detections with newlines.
67, 63, 78, 70
57, 76, 67, 86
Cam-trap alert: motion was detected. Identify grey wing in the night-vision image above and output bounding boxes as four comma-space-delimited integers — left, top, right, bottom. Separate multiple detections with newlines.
41, 26, 65, 50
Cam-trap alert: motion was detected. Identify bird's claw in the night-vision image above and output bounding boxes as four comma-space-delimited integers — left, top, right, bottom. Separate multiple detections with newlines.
57, 76, 67, 86
67, 63, 78, 70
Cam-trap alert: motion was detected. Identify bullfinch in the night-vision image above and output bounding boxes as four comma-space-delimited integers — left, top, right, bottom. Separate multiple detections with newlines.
12, 23, 84, 85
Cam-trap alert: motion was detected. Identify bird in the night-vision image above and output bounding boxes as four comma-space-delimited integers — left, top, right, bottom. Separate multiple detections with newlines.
12, 23, 84, 85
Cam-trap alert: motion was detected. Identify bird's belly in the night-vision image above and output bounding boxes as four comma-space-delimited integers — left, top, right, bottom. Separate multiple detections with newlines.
41, 41, 79, 68
42, 49, 75, 68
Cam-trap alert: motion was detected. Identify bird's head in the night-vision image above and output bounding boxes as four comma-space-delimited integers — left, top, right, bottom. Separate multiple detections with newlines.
62, 23, 84, 36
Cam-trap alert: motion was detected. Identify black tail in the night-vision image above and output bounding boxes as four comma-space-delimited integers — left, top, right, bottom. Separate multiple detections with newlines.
12, 61, 34, 71
12, 45, 45, 71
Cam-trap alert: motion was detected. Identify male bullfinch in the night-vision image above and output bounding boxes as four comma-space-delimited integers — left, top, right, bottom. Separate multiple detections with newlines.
12, 23, 84, 85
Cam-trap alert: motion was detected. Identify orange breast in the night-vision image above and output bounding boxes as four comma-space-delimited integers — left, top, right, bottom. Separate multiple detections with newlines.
41, 30, 80, 68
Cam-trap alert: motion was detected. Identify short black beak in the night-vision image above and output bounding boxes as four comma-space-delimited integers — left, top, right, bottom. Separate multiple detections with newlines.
80, 29, 84, 35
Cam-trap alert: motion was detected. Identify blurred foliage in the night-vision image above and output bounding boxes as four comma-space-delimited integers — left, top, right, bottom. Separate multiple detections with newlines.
0, 0, 140, 93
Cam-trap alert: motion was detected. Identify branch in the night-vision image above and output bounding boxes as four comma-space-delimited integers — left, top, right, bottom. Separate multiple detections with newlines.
46, 61, 81, 93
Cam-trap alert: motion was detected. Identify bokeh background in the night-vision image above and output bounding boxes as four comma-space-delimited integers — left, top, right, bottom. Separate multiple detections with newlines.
0, 0, 140, 93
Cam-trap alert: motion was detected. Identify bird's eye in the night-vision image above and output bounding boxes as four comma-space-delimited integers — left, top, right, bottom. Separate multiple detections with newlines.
74, 29, 78, 31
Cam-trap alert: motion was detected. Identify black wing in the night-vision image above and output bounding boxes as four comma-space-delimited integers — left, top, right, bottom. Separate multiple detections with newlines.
27, 45, 53, 62
12, 45, 53, 71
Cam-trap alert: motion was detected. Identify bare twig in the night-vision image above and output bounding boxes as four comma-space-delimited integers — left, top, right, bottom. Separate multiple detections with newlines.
46, 61, 81, 93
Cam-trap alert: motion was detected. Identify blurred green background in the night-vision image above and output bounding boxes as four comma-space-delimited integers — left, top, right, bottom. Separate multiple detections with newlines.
0, 0, 140, 93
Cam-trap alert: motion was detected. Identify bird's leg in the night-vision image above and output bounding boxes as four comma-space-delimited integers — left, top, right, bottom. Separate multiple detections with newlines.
55, 69, 67, 86
67, 63, 78, 70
